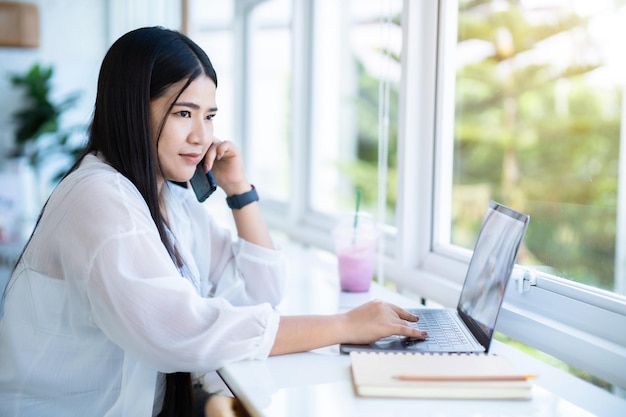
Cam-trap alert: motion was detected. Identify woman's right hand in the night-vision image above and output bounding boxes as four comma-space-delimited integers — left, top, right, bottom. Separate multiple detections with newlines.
270, 300, 428, 356
340, 299, 428, 345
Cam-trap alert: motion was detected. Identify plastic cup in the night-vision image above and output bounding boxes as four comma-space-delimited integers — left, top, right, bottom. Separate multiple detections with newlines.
332, 212, 378, 292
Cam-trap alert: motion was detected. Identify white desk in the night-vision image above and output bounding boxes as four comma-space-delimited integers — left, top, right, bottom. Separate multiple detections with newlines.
217, 243, 626, 417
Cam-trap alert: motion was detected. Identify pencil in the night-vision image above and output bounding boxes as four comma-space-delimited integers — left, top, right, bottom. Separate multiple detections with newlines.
393, 374, 537, 382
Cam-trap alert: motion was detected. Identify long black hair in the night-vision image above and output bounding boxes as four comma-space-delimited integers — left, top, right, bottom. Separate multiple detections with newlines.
83, 25, 217, 254
91, 26, 217, 417
35, 26, 217, 417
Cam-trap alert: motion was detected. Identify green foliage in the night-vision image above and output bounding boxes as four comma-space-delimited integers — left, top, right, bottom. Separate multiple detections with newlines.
347, 2, 620, 290
454, 2, 619, 290
10, 63, 82, 171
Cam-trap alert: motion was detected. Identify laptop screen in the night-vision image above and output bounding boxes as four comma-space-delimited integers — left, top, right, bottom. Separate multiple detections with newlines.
457, 201, 529, 350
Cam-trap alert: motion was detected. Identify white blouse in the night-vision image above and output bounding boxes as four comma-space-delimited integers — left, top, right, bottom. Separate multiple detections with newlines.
0, 154, 286, 417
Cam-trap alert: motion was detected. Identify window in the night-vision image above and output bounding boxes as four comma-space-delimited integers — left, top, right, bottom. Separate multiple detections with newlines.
189, 0, 626, 393
427, 0, 626, 392
450, 0, 626, 295
246, 0, 292, 203
190, 0, 403, 245
308, 0, 402, 225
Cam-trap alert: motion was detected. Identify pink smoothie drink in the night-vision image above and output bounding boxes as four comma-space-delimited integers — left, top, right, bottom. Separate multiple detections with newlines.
338, 244, 376, 292
333, 212, 378, 292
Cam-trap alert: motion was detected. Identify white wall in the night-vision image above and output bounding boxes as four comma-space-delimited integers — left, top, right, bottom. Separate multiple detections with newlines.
0, 0, 183, 159
0, 0, 108, 158
0, 0, 184, 298
0, 0, 183, 243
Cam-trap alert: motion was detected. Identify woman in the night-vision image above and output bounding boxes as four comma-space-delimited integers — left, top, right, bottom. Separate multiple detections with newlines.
0, 27, 426, 417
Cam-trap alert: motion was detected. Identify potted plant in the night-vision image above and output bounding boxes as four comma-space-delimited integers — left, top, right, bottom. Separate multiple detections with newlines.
9, 63, 83, 176
1, 63, 83, 241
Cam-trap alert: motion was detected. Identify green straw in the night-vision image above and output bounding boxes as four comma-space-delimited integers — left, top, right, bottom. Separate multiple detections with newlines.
352, 189, 362, 245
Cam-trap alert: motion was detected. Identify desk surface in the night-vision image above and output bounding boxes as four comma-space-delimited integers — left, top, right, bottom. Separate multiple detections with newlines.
217, 243, 626, 417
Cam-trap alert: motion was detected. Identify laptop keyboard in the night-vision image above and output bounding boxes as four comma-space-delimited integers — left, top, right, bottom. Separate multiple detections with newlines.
411, 310, 474, 350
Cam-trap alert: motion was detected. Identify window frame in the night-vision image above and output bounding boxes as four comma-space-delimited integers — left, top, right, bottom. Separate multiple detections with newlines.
232, 0, 626, 390
401, 0, 626, 390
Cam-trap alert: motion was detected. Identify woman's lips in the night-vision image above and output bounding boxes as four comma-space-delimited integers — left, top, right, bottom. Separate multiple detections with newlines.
181, 153, 203, 165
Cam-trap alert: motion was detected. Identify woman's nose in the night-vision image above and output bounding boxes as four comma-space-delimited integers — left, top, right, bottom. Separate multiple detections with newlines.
190, 119, 212, 145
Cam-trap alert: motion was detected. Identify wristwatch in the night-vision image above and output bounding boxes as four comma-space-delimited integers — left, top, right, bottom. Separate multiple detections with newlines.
226, 185, 259, 209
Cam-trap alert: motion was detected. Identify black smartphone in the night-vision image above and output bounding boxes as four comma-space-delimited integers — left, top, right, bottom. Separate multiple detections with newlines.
189, 163, 217, 202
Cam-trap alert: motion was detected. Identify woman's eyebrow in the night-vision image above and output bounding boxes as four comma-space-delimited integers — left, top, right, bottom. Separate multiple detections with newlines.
174, 102, 218, 112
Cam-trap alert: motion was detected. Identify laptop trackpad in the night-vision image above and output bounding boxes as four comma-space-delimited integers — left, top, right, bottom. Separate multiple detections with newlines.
371, 335, 433, 351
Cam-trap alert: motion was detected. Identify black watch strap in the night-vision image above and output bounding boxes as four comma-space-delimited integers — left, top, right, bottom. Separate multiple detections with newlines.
226, 185, 259, 209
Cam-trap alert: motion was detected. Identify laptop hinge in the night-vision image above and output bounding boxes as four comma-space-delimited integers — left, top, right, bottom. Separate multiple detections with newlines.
513, 268, 537, 293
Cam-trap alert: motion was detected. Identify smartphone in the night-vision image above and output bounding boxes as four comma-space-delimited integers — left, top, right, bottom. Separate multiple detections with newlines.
189, 162, 217, 202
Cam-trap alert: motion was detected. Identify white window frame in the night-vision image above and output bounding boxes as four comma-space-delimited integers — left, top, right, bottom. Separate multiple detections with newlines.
395, 0, 626, 390
231, 0, 626, 390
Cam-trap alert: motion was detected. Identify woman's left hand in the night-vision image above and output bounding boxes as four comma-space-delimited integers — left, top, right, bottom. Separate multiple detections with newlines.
202, 139, 251, 196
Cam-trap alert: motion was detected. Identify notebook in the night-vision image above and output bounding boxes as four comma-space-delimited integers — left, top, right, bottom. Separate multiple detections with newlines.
341, 200, 530, 354
349, 351, 533, 400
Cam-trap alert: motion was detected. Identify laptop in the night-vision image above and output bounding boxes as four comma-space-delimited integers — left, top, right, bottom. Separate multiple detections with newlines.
340, 200, 530, 354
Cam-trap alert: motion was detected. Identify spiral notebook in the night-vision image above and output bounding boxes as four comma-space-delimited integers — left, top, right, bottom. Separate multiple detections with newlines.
341, 201, 530, 354
349, 351, 533, 400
